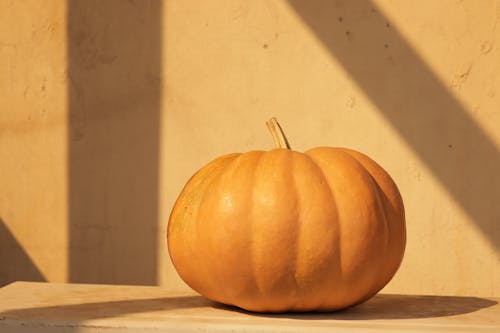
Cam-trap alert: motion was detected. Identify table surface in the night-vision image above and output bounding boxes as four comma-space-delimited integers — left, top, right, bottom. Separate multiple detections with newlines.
0, 282, 498, 332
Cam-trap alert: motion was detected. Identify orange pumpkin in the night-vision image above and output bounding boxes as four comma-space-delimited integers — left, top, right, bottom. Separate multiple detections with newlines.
168, 118, 405, 312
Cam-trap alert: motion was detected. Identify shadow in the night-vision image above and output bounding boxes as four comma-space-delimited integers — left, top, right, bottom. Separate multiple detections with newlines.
214, 294, 498, 320
0, 218, 45, 286
286, 1, 500, 249
67, 1, 162, 284
0, 295, 208, 321
0, 291, 495, 323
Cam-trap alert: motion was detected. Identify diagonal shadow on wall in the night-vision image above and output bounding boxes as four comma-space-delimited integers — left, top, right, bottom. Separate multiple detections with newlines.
0, 218, 45, 286
67, 0, 162, 285
287, 0, 500, 250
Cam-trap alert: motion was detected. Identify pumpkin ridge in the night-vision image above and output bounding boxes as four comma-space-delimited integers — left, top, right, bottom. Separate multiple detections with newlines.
207, 152, 257, 303
303, 152, 339, 223
333, 149, 400, 300
248, 151, 268, 302
338, 149, 406, 294
247, 151, 265, 302
250, 149, 297, 312
302, 151, 342, 309
340, 150, 391, 256
197, 153, 247, 302
290, 152, 301, 309
334, 149, 390, 249
168, 153, 239, 298
281, 150, 300, 311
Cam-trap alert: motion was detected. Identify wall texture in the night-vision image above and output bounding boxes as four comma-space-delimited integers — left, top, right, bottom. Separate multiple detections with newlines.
0, 1, 67, 284
1, 0, 499, 297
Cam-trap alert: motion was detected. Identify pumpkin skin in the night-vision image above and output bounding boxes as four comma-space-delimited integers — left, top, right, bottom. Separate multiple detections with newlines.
168, 147, 405, 313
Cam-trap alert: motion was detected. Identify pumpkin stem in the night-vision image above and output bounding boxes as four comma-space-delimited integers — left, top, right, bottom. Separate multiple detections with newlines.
266, 117, 291, 149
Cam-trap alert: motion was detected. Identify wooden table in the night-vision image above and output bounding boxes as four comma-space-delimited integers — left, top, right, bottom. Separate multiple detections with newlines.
0, 282, 498, 332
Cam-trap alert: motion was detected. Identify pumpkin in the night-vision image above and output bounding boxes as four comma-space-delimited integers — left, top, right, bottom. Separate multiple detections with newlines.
168, 118, 405, 313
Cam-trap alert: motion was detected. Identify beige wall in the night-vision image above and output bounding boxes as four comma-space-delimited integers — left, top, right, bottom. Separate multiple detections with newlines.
0, 1, 67, 284
1, 0, 499, 297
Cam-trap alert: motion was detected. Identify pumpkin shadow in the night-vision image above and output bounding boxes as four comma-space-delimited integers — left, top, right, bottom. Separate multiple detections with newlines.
0, 295, 211, 321
213, 294, 497, 320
